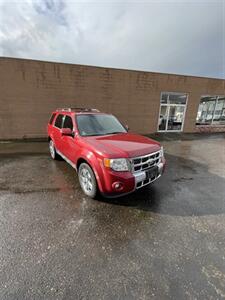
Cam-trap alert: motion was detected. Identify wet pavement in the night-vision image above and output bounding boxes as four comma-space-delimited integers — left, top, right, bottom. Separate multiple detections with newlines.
0, 134, 225, 299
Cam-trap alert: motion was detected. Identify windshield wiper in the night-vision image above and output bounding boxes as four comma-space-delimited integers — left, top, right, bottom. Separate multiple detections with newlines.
83, 133, 105, 137
106, 131, 125, 135
83, 132, 125, 137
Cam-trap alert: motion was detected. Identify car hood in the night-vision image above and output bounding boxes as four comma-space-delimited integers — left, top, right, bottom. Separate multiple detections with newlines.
84, 132, 160, 158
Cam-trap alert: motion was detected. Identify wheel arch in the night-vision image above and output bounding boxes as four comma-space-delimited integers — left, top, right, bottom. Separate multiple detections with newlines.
77, 157, 89, 170
77, 155, 104, 193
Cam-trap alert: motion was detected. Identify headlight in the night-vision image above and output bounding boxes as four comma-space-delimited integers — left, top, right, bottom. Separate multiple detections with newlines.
104, 158, 130, 171
160, 146, 164, 157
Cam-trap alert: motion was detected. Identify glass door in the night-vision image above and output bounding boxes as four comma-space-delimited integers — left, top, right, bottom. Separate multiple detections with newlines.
158, 105, 169, 131
167, 105, 185, 131
158, 92, 188, 132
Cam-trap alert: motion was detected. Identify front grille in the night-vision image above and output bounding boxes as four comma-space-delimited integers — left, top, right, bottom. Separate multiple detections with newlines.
136, 173, 160, 189
130, 151, 161, 173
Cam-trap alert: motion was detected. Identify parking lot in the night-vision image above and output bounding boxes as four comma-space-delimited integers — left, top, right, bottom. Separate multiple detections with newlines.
0, 134, 225, 299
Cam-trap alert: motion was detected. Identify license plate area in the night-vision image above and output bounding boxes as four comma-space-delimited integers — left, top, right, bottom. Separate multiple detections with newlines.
145, 166, 158, 180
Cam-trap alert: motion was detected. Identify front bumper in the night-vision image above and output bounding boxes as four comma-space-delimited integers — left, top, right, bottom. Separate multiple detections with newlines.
101, 159, 165, 198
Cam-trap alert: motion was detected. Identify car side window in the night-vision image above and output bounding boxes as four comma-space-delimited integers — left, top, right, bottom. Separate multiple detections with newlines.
63, 115, 73, 131
54, 114, 64, 129
49, 113, 56, 125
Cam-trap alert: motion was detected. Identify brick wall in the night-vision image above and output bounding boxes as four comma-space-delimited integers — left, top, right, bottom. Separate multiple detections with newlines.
0, 57, 224, 139
196, 125, 225, 133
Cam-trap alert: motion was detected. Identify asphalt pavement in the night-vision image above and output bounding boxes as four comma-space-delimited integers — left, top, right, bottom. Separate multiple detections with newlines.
0, 134, 225, 299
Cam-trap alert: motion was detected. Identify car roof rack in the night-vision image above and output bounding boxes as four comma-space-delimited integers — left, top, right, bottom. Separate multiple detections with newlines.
56, 108, 100, 112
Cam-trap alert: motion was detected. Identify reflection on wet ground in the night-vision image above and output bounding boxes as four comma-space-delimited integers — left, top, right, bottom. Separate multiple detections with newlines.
0, 135, 225, 299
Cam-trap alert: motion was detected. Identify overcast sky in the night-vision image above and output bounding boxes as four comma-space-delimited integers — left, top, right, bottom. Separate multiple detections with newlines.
0, 0, 224, 78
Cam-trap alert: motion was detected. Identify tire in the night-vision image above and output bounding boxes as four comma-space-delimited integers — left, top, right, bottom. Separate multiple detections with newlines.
78, 163, 97, 198
49, 139, 60, 160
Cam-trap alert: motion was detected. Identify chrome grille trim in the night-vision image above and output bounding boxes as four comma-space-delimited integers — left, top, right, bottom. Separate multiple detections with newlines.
136, 173, 161, 189
130, 150, 161, 173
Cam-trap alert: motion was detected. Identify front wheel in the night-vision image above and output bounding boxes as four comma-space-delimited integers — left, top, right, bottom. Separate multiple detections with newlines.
78, 163, 97, 198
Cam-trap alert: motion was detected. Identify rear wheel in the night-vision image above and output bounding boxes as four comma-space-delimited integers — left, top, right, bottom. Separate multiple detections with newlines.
49, 140, 60, 160
78, 163, 97, 198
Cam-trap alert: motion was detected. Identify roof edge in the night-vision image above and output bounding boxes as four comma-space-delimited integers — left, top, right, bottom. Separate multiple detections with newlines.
0, 56, 224, 81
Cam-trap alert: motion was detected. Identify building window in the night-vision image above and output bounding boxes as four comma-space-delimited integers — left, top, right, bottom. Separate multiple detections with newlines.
160, 92, 187, 105
196, 96, 225, 125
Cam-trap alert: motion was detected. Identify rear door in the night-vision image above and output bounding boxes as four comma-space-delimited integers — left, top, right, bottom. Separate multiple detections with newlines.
52, 113, 64, 152
47, 112, 56, 136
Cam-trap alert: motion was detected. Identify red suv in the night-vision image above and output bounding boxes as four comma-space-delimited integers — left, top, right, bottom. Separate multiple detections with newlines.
47, 108, 166, 198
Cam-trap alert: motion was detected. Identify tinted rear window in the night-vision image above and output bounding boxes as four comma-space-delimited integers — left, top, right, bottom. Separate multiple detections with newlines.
54, 114, 64, 128
49, 113, 56, 125
63, 115, 73, 130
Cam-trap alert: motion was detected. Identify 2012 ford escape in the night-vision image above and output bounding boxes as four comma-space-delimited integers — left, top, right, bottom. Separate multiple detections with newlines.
47, 108, 166, 198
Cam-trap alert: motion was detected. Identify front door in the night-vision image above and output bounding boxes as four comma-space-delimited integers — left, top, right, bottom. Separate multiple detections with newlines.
61, 115, 78, 164
158, 92, 188, 132
167, 105, 186, 131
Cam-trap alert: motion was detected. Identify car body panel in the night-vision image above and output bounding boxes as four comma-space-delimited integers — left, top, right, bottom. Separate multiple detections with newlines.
83, 133, 160, 158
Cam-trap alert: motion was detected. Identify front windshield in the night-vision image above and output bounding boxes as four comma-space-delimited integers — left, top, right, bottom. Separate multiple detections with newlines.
76, 114, 127, 137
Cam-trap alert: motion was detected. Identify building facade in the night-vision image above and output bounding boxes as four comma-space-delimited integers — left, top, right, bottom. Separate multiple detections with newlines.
0, 57, 224, 140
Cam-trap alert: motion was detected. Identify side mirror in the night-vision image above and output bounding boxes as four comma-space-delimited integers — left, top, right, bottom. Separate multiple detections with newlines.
61, 128, 73, 136
125, 124, 129, 131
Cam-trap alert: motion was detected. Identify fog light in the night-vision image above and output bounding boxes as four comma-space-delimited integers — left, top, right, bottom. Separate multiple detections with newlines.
115, 183, 120, 189
112, 182, 123, 190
